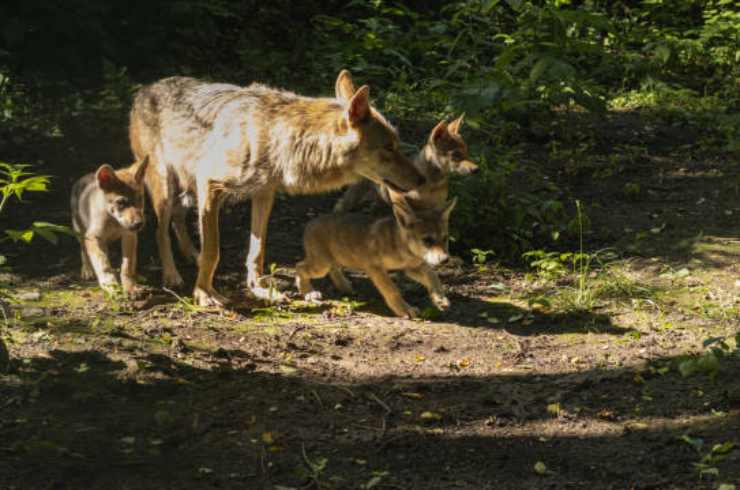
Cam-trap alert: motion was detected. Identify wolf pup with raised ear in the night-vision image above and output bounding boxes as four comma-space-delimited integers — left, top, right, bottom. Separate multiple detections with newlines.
334, 115, 477, 212
297, 188, 457, 318
70, 157, 149, 296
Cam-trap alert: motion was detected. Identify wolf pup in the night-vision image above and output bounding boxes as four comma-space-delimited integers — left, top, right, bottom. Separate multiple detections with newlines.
296, 189, 457, 318
70, 157, 149, 295
334, 115, 477, 212
129, 70, 424, 307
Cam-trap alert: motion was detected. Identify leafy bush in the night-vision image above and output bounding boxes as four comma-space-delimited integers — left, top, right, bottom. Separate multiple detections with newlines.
0, 162, 73, 266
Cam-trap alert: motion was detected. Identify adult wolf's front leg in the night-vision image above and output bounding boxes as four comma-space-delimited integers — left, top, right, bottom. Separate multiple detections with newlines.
246, 190, 285, 303
193, 180, 229, 307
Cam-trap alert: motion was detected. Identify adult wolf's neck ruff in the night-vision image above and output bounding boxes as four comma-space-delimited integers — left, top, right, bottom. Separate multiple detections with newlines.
256, 90, 365, 195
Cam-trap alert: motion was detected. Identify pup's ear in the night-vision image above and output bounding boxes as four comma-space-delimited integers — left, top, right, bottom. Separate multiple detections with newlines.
448, 113, 465, 135
134, 156, 150, 184
429, 119, 451, 146
441, 196, 458, 221
388, 187, 416, 228
347, 85, 370, 126
95, 164, 119, 191
335, 69, 356, 102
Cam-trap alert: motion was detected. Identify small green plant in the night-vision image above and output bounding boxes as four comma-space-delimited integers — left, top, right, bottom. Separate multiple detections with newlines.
470, 248, 494, 272
678, 333, 739, 380
679, 434, 736, 480
163, 287, 203, 318
0, 162, 74, 256
298, 443, 331, 489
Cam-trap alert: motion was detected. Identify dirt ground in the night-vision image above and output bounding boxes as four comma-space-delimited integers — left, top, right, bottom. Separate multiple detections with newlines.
1, 108, 739, 490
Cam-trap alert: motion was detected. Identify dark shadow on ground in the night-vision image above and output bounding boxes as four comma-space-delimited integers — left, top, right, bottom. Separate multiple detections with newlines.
1, 347, 738, 490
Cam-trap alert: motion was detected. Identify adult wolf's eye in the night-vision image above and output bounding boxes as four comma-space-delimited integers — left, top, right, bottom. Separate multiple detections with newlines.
116, 198, 129, 210
423, 237, 435, 247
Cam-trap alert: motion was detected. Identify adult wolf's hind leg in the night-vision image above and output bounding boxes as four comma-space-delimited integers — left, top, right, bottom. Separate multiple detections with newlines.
193, 179, 228, 307
172, 202, 199, 263
147, 168, 184, 288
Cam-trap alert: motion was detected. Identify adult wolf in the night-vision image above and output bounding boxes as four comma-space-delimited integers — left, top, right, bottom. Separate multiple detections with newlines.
130, 70, 424, 307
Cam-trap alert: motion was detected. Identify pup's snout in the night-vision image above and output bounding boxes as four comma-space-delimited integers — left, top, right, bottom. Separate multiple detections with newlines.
439, 254, 449, 264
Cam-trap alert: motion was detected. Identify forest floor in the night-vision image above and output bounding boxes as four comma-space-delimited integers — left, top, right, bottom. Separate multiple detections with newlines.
1, 108, 739, 489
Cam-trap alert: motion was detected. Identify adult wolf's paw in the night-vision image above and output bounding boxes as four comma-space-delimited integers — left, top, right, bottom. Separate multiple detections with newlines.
193, 287, 228, 308
80, 266, 95, 281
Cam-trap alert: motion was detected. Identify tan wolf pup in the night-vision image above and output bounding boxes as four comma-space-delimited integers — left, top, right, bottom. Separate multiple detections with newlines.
70, 157, 149, 295
129, 70, 424, 307
334, 115, 477, 212
296, 188, 457, 318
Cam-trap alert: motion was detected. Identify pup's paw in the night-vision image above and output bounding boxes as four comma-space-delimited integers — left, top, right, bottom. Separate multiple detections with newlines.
250, 285, 287, 304
400, 306, 420, 319
432, 294, 450, 311
304, 291, 323, 303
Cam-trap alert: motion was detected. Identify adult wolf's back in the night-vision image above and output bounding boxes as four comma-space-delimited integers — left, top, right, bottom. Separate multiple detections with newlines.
130, 71, 423, 307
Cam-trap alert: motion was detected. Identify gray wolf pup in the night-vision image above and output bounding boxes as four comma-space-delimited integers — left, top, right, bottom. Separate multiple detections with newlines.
296, 189, 457, 318
129, 70, 424, 307
334, 115, 477, 212
70, 157, 149, 295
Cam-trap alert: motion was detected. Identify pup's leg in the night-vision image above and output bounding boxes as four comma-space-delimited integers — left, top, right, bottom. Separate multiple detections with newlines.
147, 168, 183, 288
120, 232, 140, 297
329, 268, 354, 295
295, 257, 331, 302
366, 267, 418, 318
193, 179, 228, 307
83, 237, 118, 292
405, 265, 449, 310
79, 239, 95, 280
246, 189, 284, 303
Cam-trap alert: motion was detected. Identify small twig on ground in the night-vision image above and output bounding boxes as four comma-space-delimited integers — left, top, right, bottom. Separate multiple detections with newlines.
289, 324, 308, 339
336, 385, 355, 398
310, 389, 323, 409
368, 392, 391, 414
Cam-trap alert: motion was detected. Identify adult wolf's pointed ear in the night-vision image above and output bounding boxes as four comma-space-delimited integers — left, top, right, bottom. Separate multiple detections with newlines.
96, 164, 119, 191
335, 69, 356, 102
347, 85, 370, 126
429, 119, 450, 145
448, 114, 465, 135
134, 156, 150, 184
